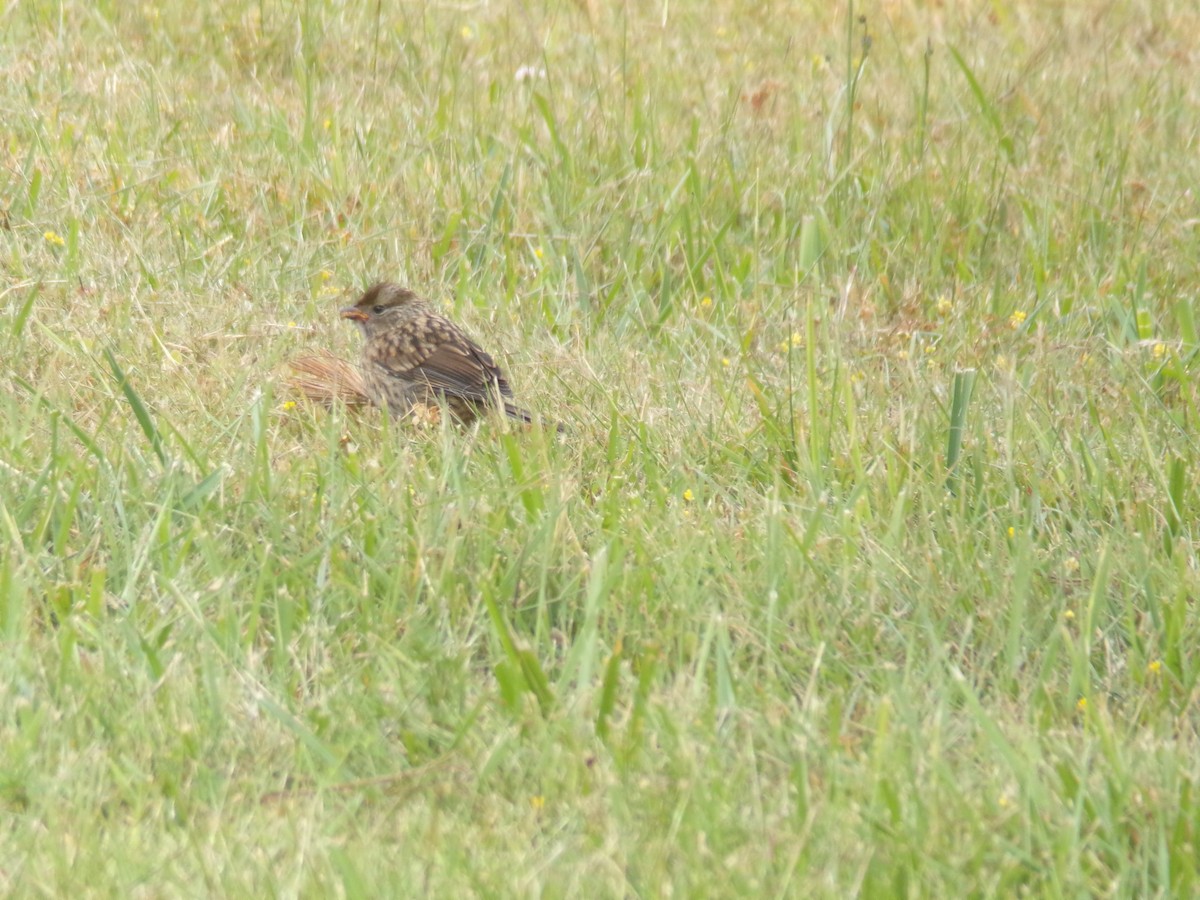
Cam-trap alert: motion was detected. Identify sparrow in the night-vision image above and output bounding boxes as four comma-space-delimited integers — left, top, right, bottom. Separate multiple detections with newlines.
340, 282, 541, 426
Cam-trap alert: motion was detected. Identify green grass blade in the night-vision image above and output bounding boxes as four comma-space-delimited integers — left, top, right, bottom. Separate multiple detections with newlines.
948, 46, 1016, 164
595, 639, 623, 743
103, 347, 167, 465
946, 368, 976, 489
1165, 455, 1186, 549
482, 581, 555, 716
10, 282, 41, 338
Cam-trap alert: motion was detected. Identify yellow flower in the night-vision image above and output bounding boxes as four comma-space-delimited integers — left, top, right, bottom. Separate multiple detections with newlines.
44, 230, 65, 247
460, 25, 473, 39
1152, 342, 1166, 359
1007, 526, 1015, 538
1064, 557, 1079, 574
1076, 697, 1087, 712
1063, 609, 1075, 620
721, 357, 730, 367
936, 295, 952, 316
287, 321, 298, 328
323, 118, 332, 130
1009, 310, 1027, 329
1147, 660, 1162, 675
700, 296, 713, 309
534, 246, 544, 259
530, 795, 545, 810
282, 401, 296, 411
778, 331, 803, 352
682, 489, 694, 502
320, 269, 333, 282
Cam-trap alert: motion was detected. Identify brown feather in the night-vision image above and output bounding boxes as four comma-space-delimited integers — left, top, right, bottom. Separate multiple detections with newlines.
344, 282, 554, 428
393, 343, 512, 401
286, 351, 370, 407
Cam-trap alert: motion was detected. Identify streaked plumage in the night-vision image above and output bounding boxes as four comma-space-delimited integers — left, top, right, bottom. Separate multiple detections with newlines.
340, 282, 537, 425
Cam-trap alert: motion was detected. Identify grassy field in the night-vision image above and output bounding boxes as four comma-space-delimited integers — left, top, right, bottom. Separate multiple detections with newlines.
4, 0, 1200, 895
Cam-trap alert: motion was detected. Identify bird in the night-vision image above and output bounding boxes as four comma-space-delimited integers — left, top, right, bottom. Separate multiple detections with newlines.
340, 282, 544, 427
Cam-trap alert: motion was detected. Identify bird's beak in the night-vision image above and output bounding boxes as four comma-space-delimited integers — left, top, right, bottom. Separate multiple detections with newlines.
340, 307, 369, 322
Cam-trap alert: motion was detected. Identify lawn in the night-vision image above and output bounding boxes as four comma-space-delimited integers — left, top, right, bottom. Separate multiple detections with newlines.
3, 1, 1200, 895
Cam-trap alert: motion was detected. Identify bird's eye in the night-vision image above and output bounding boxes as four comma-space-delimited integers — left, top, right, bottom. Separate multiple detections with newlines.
372, 305, 386, 315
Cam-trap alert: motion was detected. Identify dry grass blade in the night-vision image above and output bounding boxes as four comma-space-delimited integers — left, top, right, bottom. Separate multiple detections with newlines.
285, 350, 371, 407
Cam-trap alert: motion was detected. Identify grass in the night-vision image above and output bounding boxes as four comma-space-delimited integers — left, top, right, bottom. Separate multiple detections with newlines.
3, 0, 1200, 895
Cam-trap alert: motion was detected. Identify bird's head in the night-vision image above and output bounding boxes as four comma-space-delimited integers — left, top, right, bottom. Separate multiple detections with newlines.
340, 282, 425, 336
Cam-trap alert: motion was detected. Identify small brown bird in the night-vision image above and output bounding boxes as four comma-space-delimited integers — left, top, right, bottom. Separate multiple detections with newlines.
340, 282, 540, 426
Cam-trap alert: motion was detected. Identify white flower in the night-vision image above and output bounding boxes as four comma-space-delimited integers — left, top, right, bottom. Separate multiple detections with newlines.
515, 65, 547, 82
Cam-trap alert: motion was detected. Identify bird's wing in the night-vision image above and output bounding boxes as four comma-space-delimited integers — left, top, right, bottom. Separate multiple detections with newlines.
376, 319, 514, 403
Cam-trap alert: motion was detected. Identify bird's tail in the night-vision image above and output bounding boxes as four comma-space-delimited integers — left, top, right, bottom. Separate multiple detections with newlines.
504, 403, 565, 433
